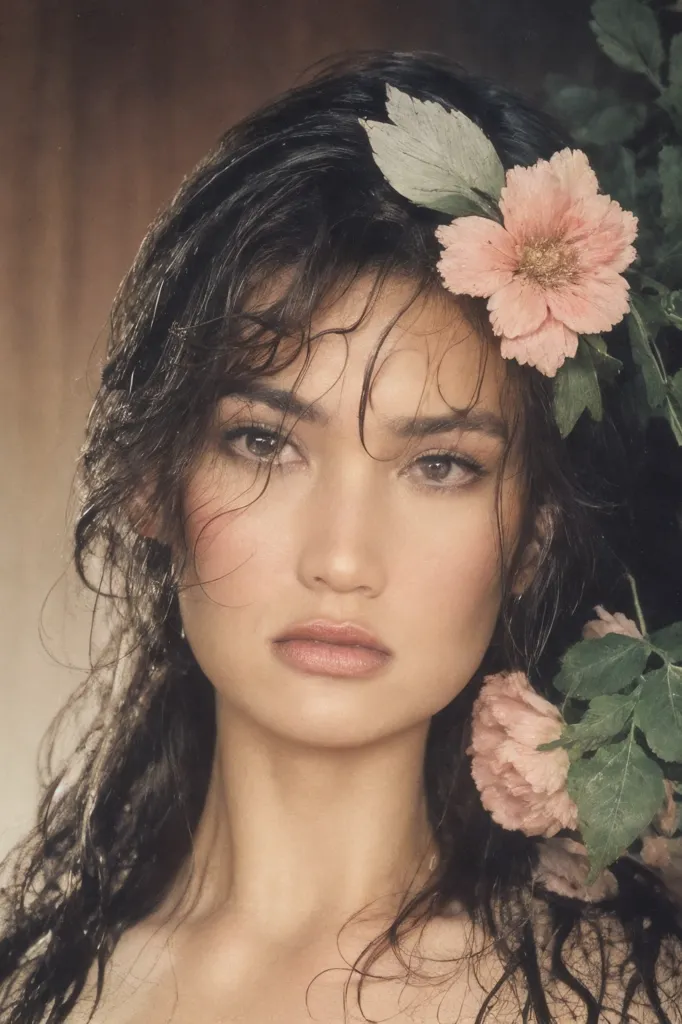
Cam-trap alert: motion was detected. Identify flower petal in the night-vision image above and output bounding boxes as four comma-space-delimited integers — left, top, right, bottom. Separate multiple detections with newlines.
500, 160, 569, 243
499, 318, 578, 377
546, 269, 630, 334
487, 276, 549, 338
436, 217, 517, 297
548, 149, 600, 203
564, 195, 638, 274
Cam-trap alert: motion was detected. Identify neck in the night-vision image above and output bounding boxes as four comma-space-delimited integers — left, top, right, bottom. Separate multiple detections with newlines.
157, 697, 437, 944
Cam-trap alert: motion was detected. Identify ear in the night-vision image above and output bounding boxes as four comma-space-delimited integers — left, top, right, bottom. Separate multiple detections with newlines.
127, 484, 167, 544
512, 504, 554, 597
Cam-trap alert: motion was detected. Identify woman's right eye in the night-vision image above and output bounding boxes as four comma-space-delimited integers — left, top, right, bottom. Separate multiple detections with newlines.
221, 424, 292, 463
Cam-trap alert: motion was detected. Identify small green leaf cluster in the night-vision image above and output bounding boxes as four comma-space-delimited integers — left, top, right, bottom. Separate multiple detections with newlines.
548, 621, 682, 880
545, 0, 682, 444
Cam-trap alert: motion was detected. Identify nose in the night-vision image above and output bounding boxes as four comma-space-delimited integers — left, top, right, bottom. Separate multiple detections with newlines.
296, 457, 387, 597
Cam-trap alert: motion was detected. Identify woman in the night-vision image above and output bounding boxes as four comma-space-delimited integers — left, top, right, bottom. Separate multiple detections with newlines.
1, 49, 681, 1024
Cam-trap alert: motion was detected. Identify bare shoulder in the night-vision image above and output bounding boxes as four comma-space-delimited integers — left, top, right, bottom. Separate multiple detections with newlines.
64, 902, 682, 1024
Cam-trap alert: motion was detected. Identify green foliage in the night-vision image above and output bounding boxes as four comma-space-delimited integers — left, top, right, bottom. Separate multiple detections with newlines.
650, 620, 682, 660
360, 85, 505, 218
559, 691, 641, 755
635, 663, 682, 760
544, 0, 682, 446
567, 731, 666, 880
552, 338, 603, 437
590, 0, 664, 85
552, 633, 650, 699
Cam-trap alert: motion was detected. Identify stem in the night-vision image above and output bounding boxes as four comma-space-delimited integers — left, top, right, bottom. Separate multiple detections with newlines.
626, 572, 648, 637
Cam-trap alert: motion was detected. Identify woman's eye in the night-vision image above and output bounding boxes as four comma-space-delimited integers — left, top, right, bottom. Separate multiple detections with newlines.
221, 425, 487, 491
409, 451, 486, 490
221, 425, 291, 462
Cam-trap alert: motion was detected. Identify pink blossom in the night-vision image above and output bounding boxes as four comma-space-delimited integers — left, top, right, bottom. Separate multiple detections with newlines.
655, 780, 679, 837
639, 834, 682, 905
435, 149, 638, 377
468, 671, 578, 838
534, 837, 618, 902
582, 604, 643, 641
641, 834, 672, 870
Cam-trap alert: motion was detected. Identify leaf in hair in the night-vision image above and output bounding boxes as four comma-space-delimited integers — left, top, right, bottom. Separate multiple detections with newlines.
359, 85, 505, 218
567, 730, 666, 882
552, 633, 651, 699
552, 337, 603, 438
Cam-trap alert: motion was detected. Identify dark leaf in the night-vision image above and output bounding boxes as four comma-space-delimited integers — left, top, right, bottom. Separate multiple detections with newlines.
568, 733, 665, 881
560, 691, 641, 755
590, 0, 664, 81
628, 299, 667, 409
553, 633, 651, 699
552, 338, 603, 438
635, 663, 682, 761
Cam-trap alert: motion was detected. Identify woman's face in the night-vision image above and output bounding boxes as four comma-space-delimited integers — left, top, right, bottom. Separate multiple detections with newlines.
177, 276, 527, 748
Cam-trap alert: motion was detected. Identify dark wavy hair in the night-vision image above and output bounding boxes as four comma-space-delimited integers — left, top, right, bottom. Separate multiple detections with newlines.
2, 49, 682, 1024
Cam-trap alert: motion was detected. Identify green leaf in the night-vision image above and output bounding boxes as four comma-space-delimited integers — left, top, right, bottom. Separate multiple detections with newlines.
579, 104, 647, 146
635, 663, 682, 760
628, 299, 667, 409
664, 290, 682, 328
552, 337, 603, 438
658, 37, 682, 128
359, 85, 505, 217
659, 146, 682, 234
655, 237, 682, 288
584, 334, 623, 383
560, 691, 641, 755
599, 146, 638, 212
543, 78, 602, 125
553, 634, 651, 699
670, 370, 682, 408
670, 33, 682, 89
650, 621, 682, 661
567, 733, 665, 880
590, 0, 664, 82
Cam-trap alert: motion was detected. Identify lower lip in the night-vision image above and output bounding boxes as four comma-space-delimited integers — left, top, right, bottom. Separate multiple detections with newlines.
272, 639, 391, 677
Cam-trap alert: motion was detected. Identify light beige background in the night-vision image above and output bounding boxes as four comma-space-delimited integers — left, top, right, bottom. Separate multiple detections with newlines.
0, 0, 598, 862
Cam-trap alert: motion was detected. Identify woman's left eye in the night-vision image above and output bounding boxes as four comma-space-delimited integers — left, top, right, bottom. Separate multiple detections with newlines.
220, 424, 486, 490
408, 451, 486, 490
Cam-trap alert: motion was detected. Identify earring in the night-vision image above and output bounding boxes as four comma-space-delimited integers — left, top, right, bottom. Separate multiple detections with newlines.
180, 623, 186, 640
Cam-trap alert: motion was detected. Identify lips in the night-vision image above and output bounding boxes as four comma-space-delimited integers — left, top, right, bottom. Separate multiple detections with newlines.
273, 619, 392, 655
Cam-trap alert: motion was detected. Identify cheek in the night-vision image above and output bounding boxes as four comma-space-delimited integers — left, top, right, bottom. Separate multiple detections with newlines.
180, 469, 289, 601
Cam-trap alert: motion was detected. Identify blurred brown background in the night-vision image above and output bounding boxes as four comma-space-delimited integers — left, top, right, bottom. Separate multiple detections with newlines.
1, 0, 600, 858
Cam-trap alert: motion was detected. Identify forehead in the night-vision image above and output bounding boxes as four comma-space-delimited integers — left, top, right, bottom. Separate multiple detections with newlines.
239, 275, 513, 430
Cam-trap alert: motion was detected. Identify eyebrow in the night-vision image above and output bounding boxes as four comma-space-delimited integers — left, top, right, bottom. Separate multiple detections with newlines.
222, 383, 508, 442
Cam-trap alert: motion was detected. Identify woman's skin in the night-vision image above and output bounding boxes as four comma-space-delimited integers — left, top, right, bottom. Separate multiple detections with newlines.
71, 276, 547, 1023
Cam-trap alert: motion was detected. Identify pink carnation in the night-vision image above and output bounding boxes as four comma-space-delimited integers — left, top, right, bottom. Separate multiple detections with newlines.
534, 837, 618, 902
468, 671, 578, 838
436, 149, 638, 377
582, 604, 643, 641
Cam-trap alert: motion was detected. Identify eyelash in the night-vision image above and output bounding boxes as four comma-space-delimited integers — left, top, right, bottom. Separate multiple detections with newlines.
220, 422, 487, 492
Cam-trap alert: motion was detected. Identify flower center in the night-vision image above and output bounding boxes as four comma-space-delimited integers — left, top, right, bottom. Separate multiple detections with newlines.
518, 237, 580, 288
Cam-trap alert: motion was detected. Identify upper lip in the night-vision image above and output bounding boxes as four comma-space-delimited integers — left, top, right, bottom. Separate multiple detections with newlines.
273, 619, 392, 654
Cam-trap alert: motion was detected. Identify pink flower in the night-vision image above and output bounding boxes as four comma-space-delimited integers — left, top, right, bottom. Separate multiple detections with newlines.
468, 671, 578, 838
641, 834, 672, 870
639, 833, 682, 905
655, 780, 679, 837
582, 604, 643, 641
534, 837, 618, 902
435, 149, 638, 377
